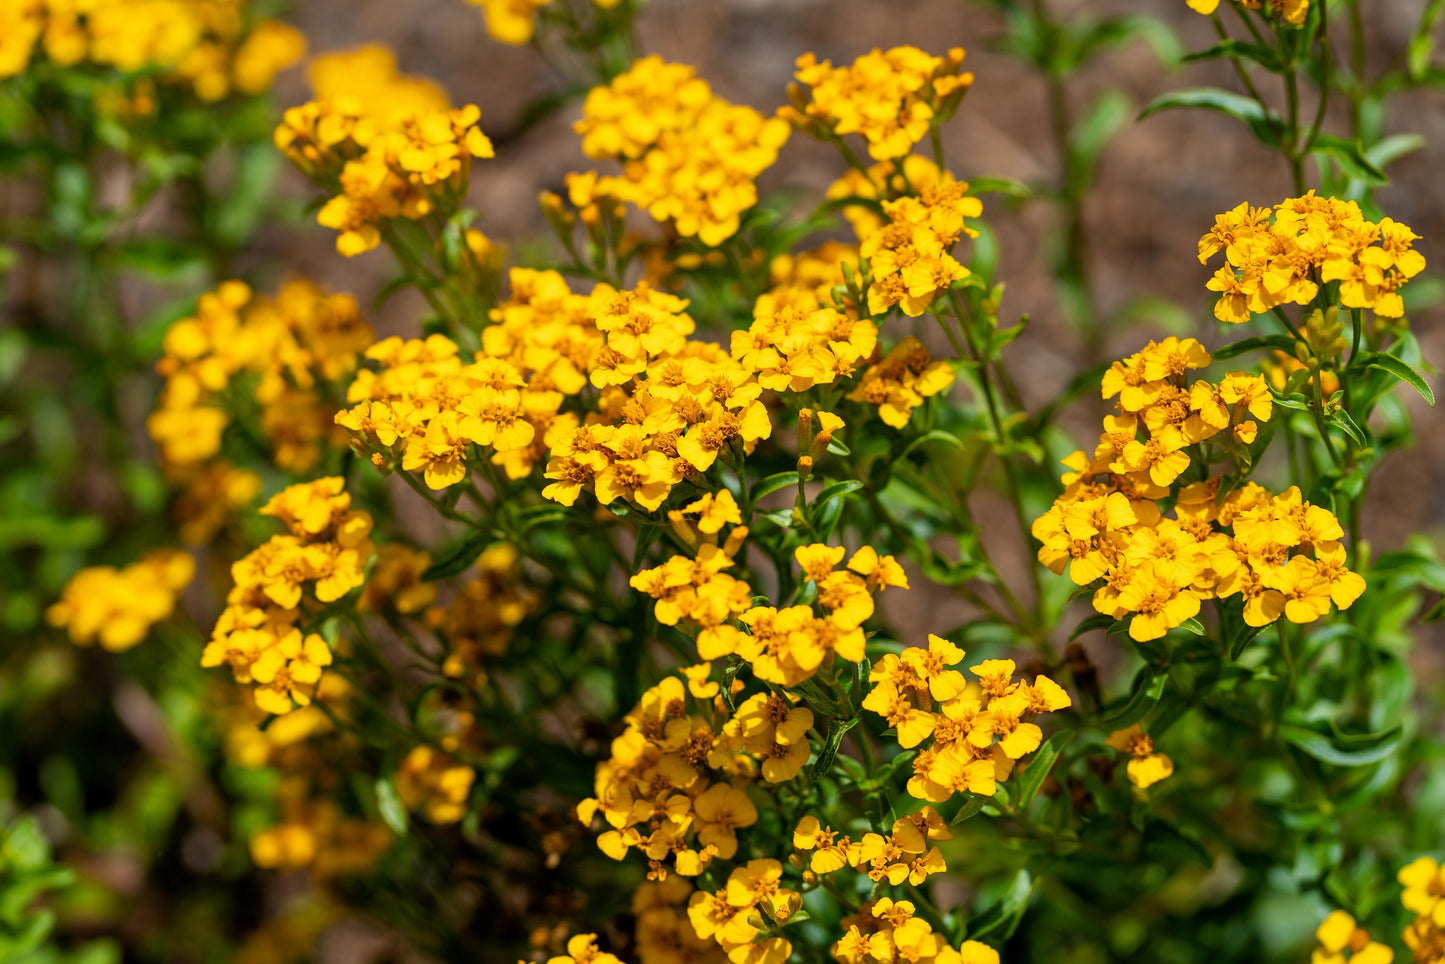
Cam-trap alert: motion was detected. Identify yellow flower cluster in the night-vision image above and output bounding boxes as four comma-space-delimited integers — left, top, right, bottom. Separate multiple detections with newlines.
275, 46, 495, 255
832, 896, 1000, 964
544, 932, 628, 964
221, 678, 394, 878
858, 170, 981, 319
1200, 195, 1425, 323
151, 277, 373, 476
0, 0, 306, 99
572, 56, 790, 246
687, 858, 799, 964
632, 878, 721, 964
358, 544, 437, 616
1310, 910, 1393, 964
46, 549, 194, 652
203, 478, 371, 715
396, 744, 475, 824
1105, 724, 1173, 789
784, 46, 973, 161
577, 669, 822, 878
861, 634, 1071, 802
338, 333, 537, 489
539, 287, 773, 511
847, 337, 956, 428
632, 541, 905, 688
424, 544, 538, 683
464, 0, 551, 45
794, 808, 950, 888
1186, 0, 1308, 26
731, 299, 876, 393
1032, 338, 1364, 641
1401, 857, 1445, 964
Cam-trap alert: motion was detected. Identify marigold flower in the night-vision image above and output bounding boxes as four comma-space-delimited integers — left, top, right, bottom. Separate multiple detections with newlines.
1107, 725, 1174, 789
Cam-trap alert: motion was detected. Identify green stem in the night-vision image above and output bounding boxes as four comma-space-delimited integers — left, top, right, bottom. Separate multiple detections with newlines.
395, 468, 487, 530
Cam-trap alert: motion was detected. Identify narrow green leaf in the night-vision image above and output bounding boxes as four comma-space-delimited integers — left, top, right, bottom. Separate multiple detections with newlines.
967, 176, 1032, 200
813, 480, 864, 511
1016, 731, 1074, 810
1230, 623, 1265, 659
752, 472, 801, 503
1361, 352, 1435, 406
896, 430, 965, 463
1309, 133, 1389, 185
1329, 408, 1370, 448
1279, 723, 1403, 767
515, 504, 573, 530
809, 716, 859, 781
422, 531, 495, 581
1212, 334, 1298, 360
967, 869, 1034, 940
949, 794, 988, 825
632, 524, 662, 570
1096, 671, 1167, 730
374, 777, 409, 835
1181, 39, 1280, 71
1068, 613, 1117, 641
1139, 87, 1284, 147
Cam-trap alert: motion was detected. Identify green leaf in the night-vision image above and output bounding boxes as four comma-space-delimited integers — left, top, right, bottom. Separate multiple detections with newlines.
813, 480, 864, 512
809, 716, 859, 781
1270, 391, 1314, 412
1066, 89, 1133, 194
949, 794, 989, 825
752, 472, 800, 503
633, 524, 662, 570
1016, 731, 1074, 810
967, 176, 1032, 200
1309, 133, 1389, 186
1360, 352, 1435, 406
1178, 617, 1206, 636
1212, 334, 1298, 360
1144, 820, 1211, 867
113, 237, 208, 280
966, 869, 1034, 941
1230, 623, 1265, 660
422, 531, 495, 582
374, 777, 409, 835
1329, 408, 1370, 448
1365, 132, 1426, 171
515, 505, 573, 530
895, 430, 965, 463
1279, 723, 1404, 767
1096, 670, 1167, 730
1182, 39, 1280, 71
1139, 87, 1285, 148
1068, 613, 1117, 642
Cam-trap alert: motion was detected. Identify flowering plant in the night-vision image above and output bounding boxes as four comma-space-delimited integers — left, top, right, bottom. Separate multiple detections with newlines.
4, 2, 1444, 963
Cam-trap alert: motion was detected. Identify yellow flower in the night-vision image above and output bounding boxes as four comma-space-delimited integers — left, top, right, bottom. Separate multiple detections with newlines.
46, 549, 195, 652
1313, 909, 1394, 964
1107, 725, 1173, 789
691, 783, 758, 860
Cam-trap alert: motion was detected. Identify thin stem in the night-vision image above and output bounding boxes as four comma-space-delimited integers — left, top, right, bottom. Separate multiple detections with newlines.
1310, 364, 1344, 469
1211, 13, 1269, 107
1303, 7, 1331, 156
1270, 306, 1306, 343
395, 468, 488, 530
